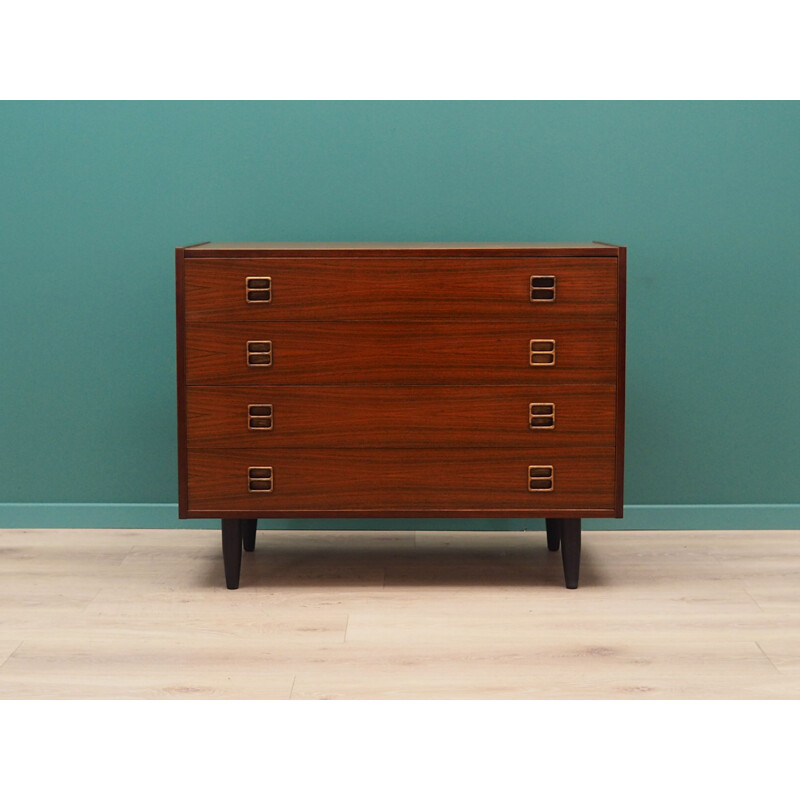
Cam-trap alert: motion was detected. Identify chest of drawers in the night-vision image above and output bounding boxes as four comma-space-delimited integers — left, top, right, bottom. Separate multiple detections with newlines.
176, 242, 626, 589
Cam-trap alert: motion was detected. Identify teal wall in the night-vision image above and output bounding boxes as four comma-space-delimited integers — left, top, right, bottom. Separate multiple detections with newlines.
1, 101, 798, 529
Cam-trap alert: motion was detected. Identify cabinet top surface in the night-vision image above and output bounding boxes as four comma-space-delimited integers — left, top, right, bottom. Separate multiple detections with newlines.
183, 242, 621, 257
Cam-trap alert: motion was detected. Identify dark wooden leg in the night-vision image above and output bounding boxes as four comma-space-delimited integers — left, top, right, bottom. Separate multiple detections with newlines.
560, 518, 581, 589
221, 519, 243, 590
545, 518, 561, 552
242, 519, 257, 552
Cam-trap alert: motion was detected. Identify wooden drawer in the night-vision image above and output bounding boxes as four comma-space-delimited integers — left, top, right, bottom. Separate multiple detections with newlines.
186, 385, 617, 448
183, 257, 618, 321
185, 320, 617, 386
185, 447, 617, 516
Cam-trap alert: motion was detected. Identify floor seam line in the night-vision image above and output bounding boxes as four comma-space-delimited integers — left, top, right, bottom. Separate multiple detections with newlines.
117, 544, 138, 565
742, 586, 765, 612
754, 641, 782, 674
0, 641, 24, 671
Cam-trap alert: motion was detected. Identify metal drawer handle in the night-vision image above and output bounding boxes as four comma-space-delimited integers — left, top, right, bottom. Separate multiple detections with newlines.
528, 465, 554, 492
529, 339, 555, 366
248, 404, 273, 430
529, 402, 555, 429
246, 276, 272, 303
247, 340, 272, 367
530, 275, 556, 301
248, 466, 273, 492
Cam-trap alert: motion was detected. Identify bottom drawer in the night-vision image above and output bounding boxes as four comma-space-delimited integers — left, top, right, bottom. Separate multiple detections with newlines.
185, 447, 616, 516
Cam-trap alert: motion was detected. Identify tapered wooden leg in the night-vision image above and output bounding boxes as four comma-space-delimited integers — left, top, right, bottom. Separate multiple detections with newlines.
221, 519, 243, 590
545, 518, 561, 552
560, 518, 581, 589
242, 519, 257, 552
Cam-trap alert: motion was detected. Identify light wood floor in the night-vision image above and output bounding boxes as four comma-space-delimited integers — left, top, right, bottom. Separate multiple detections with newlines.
1, 527, 799, 699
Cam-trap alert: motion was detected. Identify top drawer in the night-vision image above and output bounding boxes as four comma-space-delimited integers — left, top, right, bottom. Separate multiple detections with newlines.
183, 256, 618, 321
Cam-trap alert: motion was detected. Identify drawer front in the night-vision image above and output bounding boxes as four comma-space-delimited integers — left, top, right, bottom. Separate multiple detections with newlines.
186, 447, 617, 514
183, 257, 618, 321
186, 385, 617, 448
185, 320, 617, 385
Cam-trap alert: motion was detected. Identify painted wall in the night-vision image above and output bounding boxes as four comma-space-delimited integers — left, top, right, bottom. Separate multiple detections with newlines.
1, 101, 798, 528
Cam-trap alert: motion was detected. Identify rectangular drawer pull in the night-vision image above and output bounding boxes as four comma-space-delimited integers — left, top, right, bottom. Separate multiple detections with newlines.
246, 276, 272, 303
529, 339, 555, 366
528, 465, 554, 491
247, 340, 272, 367
530, 275, 556, 301
529, 402, 555, 429
248, 466, 273, 492
248, 404, 273, 430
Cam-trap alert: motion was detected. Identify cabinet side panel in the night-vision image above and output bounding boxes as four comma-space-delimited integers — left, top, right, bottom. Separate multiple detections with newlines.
615, 247, 627, 517
176, 248, 188, 517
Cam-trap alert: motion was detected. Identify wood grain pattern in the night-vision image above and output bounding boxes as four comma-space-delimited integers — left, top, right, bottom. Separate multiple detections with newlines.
2, 528, 797, 699
185, 320, 618, 386
185, 447, 616, 515
594, 239, 627, 516
175, 247, 188, 516
176, 242, 626, 533
185, 385, 617, 449
615, 246, 627, 517
184, 257, 618, 321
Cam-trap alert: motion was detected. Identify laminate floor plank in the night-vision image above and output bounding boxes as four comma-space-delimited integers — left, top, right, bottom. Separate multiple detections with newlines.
753, 638, 800, 675
0, 528, 799, 699
289, 654, 790, 700
0, 636, 296, 699
0, 641, 22, 668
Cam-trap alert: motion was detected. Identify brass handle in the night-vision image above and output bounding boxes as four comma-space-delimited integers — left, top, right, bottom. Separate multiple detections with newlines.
248, 466, 273, 492
528, 465, 554, 492
247, 340, 272, 367
529, 339, 555, 366
246, 276, 272, 303
530, 275, 556, 301
248, 404, 273, 430
529, 403, 555, 429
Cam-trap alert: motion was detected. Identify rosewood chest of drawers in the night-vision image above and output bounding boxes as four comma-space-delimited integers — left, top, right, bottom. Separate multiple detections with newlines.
176, 242, 626, 590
